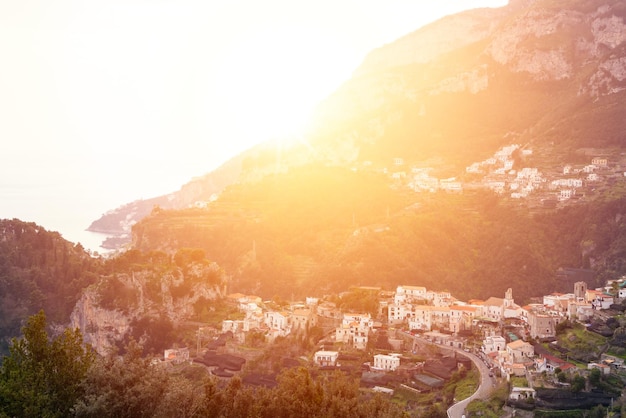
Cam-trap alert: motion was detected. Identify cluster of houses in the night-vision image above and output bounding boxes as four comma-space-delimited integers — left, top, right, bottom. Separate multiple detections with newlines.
214, 277, 626, 381
382, 143, 626, 206
220, 292, 387, 354
380, 278, 625, 379
385, 279, 625, 338
221, 294, 322, 343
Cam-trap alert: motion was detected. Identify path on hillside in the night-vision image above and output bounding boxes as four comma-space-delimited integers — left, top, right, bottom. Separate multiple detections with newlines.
411, 335, 495, 418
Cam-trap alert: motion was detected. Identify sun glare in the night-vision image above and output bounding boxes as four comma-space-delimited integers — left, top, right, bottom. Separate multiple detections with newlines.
214, 25, 353, 148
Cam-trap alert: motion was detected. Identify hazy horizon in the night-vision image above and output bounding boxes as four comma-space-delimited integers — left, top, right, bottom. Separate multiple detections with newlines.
0, 0, 508, 252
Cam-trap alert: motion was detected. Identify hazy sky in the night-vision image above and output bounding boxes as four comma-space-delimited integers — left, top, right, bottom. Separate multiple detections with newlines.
0, 0, 507, 248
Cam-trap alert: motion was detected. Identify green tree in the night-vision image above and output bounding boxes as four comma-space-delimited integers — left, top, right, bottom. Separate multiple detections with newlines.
588, 368, 601, 387
571, 374, 586, 393
73, 340, 170, 418
0, 310, 94, 418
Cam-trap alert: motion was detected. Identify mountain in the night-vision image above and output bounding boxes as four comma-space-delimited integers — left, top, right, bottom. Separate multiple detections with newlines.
86, 151, 245, 248
305, 0, 626, 166
93, 0, 626, 302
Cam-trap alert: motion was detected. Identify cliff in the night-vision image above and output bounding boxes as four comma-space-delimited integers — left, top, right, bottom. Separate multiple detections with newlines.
70, 260, 227, 356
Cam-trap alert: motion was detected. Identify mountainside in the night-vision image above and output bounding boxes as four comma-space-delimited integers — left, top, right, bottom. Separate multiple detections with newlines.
305, 0, 626, 167
98, 0, 626, 302
85, 149, 246, 247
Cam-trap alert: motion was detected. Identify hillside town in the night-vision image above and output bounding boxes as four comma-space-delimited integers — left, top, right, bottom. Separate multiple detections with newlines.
380, 144, 626, 208
165, 272, 626, 413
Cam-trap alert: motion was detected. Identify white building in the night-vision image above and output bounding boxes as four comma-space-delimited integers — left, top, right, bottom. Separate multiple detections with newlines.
510, 387, 536, 401
373, 353, 401, 371
388, 303, 412, 325
336, 313, 373, 350
506, 340, 534, 363
567, 301, 593, 321
588, 362, 611, 375
449, 305, 478, 333
408, 306, 433, 331
394, 285, 427, 304
591, 157, 608, 167
427, 290, 452, 307
483, 335, 506, 354
264, 311, 290, 335
314, 350, 339, 367
342, 313, 373, 329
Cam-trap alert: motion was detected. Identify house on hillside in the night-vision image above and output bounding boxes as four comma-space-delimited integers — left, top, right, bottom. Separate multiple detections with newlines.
335, 313, 373, 350
567, 300, 593, 321
317, 301, 342, 319
314, 350, 339, 367
353, 330, 369, 350
618, 281, 626, 299
389, 303, 413, 325
449, 305, 478, 334
586, 289, 614, 309
428, 290, 454, 307
394, 285, 427, 304
431, 306, 451, 330
291, 308, 316, 332
408, 306, 432, 331
222, 319, 244, 334
535, 354, 576, 374
588, 362, 611, 375
506, 340, 534, 363
592, 157, 608, 167
164, 347, 190, 364
527, 308, 562, 340
483, 335, 506, 354
478, 289, 521, 321
510, 387, 536, 401
264, 311, 291, 337
373, 353, 401, 371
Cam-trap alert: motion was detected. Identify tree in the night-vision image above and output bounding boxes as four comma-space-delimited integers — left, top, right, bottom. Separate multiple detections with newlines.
0, 310, 94, 418
73, 340, 170, 418
588, 368, 601, 387
571, 374, 586, 393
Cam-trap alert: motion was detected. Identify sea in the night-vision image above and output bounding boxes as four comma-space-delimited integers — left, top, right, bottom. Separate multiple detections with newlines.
0, 186, 117, 256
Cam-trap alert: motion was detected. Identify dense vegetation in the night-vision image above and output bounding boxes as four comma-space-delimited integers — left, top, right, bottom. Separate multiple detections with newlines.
0, 311, 94, 417
0, 220, 102, 354
130, 163, 626, 303
0, 312, 408, 418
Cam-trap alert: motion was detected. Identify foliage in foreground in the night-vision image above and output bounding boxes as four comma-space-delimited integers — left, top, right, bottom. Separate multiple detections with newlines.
0, 311, 95, 418
0, 312, 409, 418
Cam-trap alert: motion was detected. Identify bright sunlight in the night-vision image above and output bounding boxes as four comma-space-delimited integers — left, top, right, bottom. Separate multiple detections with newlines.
213, 24, 355, 146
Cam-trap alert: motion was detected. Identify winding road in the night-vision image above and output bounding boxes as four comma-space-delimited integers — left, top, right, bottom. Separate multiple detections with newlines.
412, 335, 495, 418
446, 348, 495, 418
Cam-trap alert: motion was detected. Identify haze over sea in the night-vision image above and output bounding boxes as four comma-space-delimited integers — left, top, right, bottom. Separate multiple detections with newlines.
1, 181, 120, 254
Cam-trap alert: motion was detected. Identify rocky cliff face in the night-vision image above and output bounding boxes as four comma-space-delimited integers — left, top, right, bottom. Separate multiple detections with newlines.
70, 290, 131, 356
70, 262, 226, 356
486, 3, 626, 85
353, 0, 626, 97
306, 0, 626, 165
